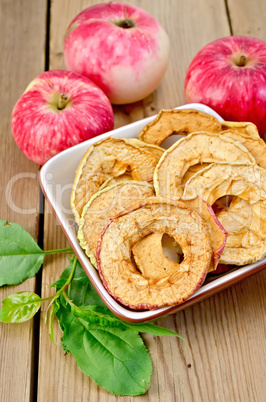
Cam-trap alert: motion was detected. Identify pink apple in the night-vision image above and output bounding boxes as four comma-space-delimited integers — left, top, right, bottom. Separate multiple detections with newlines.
64, 2, 170, 104
184, 36, 266, 135
11, 70, 114, 165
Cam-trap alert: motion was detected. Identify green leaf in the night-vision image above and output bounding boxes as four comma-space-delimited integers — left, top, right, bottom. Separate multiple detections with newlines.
0, 291, 41, 323
71, 305, 127, 329
55, 263, 153, 395
60, 310, 152, 396
54, 257, 183, 395
71, 305, 183, 339
0, 220, 45, 286
124, 322, 185, 339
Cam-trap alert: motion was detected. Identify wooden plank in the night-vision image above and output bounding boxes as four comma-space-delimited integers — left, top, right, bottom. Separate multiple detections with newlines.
218, 2, 266, 400
37, 1, 235, 401
0, 0, 47, 401
228, 0, 266, 40
169, 271, 266, 402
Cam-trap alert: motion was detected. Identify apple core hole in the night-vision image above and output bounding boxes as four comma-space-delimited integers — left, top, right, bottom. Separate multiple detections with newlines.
114, 19, 135, 29
161, 234, 184, 264
212, 195, 234, 214
130, 250, 142, 274
212, 195, 252, 233
160, 132, 184, 148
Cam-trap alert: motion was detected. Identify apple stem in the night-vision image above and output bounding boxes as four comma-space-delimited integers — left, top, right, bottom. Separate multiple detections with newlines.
58, 93, 69, 110
237, 55, 247, 67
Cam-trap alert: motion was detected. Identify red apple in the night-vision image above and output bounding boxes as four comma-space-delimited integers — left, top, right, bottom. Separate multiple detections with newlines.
64, 2, 169, 104
184, 36, 266, 135
11, 70, 114, 165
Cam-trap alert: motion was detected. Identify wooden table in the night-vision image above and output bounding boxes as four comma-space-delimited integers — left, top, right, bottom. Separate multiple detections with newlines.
0, 1, 265, 401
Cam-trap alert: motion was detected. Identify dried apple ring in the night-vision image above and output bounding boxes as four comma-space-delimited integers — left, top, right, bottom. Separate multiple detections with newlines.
220, 129, 266, 169
97, 197, 213, 310
98, 174, 133, 190
181, 121, 264, 182
96, 139, 163, 190
125, 138, 164, 162
221, 121, 260, 139
182, 162, 266, 265
138, 109, 222, 146
154, 132, 256, 200
71, 137, 158, 223
78, 181, 154, 267
181, 162, 210, 185
132, 197, 227, 273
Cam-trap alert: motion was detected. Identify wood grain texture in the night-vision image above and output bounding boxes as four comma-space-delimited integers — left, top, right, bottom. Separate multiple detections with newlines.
0, 0, 47, 401
228, 0, 266, 39
37, 1, 265, 401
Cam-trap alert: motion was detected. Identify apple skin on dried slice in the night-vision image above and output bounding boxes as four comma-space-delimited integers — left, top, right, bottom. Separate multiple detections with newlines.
78, 181, 154, 267
97, 197, 213, 310
182, 162, 266, 266
182, 198, 227, 271
138, 109, 222, 146
71, 137, 158, 223
208, 263, 233, 276
154, 131, 256, 200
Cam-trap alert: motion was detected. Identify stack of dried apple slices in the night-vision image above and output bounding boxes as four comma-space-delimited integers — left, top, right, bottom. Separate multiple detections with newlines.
71, 109, 266, 310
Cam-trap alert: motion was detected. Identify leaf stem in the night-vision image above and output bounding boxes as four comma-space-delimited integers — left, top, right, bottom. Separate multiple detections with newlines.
44, 247, 73, 255
62, 288, 75, 307
11, 295, 59, 306
64, 256, 78, 287
49, 256, 78, 301
44, 256, 78, 321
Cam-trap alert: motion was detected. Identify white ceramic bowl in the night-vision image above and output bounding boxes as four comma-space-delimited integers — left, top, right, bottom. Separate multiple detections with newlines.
39, 103, 266, 322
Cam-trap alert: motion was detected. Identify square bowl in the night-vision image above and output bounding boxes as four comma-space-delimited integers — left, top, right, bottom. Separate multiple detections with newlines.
39, 103, 266, 323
